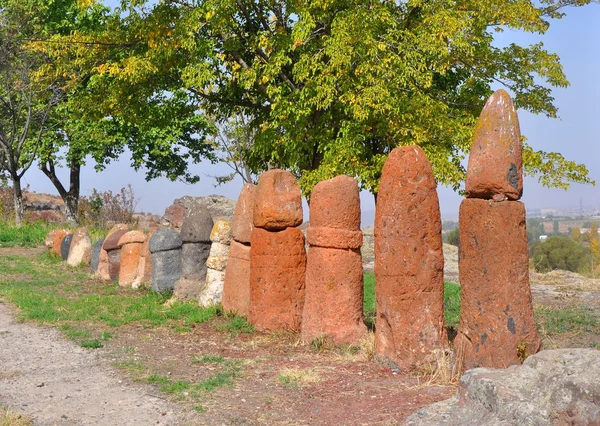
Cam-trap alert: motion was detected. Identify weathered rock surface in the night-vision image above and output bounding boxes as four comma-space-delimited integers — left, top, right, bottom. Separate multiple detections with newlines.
231, 183, 257, 244
455, 199, 540, 371
174, 209, 213, 300
302, 176, 366, 345
163, 195, 235, 230
198, 221, 231, 307
60, 234, 73, 261
405, 349, 600, 426
149, 229, 182, 294
117, 231, 146, 287
103, 229, 129, 282
97, 224, 129, 281
249, 227, 306, 332
374, 146, 448, 368
67, 228, 92, 267
253, 169, 303, 231
90, 239, 104, 273
179, 206, 213, 243
465, 89, 523, 201
222, 241, 251, 317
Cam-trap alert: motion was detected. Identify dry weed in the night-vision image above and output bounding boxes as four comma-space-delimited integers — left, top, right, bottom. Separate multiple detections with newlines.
1, 407, 32, 426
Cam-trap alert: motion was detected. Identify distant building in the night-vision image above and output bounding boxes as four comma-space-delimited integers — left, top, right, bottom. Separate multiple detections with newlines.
539, 235, 548, 242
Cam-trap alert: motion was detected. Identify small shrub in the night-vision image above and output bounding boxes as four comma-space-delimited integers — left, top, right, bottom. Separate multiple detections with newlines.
78, 185, 138, 229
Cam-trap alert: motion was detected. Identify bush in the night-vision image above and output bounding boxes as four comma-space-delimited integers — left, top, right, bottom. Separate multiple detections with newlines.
443, 228, 459, 246
79, 185, 138, 229
532, 236, 591, 273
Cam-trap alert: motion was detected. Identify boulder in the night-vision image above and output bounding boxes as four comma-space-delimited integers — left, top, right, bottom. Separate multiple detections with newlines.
103, 229, 129, 282
67, 227, 92, 267
163, 195, 235, 230
465, 89, 523, 201
117, 231, 146, 287
60, 234, 73, 261
179, 206, 213, 243
253, 169, 303, 231
231, 183, 257, 244
198, 221, 231, 307
302, 176, 367, 345
222, 241, 251, 317
405, 349, 600, 426
454, 199, 540, 371
149, 229, 182, 294
374, 146, 448, 368
97, 224, 129, 280
90, 238, 105, 273
49, 229, 71, 257
249, 227, 306, 332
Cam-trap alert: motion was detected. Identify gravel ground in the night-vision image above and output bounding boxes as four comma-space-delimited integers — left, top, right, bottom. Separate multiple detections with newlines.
0, 303, 202, 426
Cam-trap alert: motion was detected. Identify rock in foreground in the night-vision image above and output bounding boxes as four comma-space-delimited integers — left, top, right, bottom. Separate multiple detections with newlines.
405, 349, 600, 425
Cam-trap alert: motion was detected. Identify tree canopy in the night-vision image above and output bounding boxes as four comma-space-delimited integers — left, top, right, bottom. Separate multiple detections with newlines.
30, 0, 597, 197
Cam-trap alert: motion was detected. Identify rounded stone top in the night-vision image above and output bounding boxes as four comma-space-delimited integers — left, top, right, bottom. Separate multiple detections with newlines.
103, 229, 129, 251
180, 206, 214, 243
117, 230, 147, 247
149, 228, 183, 253
210, 220, 232, 244
107, 223, 129, 235
231, 183, 256, 244
309, 175, 360, 230
253, 169, 303, 231
465, 89, 523, 201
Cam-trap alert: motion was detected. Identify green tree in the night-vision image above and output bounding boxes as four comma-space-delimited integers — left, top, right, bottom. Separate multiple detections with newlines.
553, 219, 560, 235
533, 236, 591, 273
37, 0, 596, 198
444, 228, 459, 247
570, 227, 583, 242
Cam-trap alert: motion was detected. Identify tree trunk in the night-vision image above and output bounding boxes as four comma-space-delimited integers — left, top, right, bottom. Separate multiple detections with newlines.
64, 193, 79, 225
40, 160, 81, 225
12, 176, 24, 227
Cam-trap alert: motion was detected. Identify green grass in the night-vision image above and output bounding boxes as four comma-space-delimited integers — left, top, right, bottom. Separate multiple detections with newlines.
215, 315, 255, 335
147, 359, 243, 397
362, 272, 461, 329
0, 252, 219, 330
535, 305, 599, 335
192, 354, 226, 364
0, 221, 61, 248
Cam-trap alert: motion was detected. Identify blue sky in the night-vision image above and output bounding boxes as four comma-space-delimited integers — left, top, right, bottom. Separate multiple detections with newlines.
20, 2, 600, 222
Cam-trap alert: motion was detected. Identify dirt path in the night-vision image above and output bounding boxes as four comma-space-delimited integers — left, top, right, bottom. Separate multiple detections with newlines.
0, 302, 201, 426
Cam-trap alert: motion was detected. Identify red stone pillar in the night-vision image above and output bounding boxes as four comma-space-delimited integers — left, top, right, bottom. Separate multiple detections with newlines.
302, 175, 367, 345
455, 89, 540, 371
222, 183, 256, 316
374, 146, 448, 368
248, 170, 306, 332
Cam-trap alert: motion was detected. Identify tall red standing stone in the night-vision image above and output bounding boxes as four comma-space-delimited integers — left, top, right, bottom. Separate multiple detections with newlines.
253, 169, 303, 231
465, 89, 523, 201
454, 199, 540, 371
374, 146, 448, 368
302, 175, 366, 345
222, 183, 256, 316
249, 227, 306, 332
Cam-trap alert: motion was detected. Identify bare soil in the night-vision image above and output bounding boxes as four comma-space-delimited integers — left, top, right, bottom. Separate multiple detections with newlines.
1, 247, 600, 425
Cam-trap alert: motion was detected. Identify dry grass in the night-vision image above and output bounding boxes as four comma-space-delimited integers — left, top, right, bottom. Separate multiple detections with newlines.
1, 407, 32, 426
278, 368, 322, 388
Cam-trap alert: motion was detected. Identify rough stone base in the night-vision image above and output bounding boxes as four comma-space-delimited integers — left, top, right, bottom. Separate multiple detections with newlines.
199, 269, 225, 307
455, 199, 540, 371
249, 227, 306, 332
173, 278, 203, 301
302, 247, 366, 345
151, 249, 181, 294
